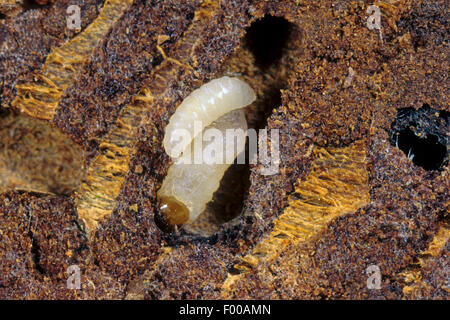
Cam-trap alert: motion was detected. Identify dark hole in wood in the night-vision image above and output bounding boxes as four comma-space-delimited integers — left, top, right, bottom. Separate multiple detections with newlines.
244, 15, 293, 69
390, 104, 448, 171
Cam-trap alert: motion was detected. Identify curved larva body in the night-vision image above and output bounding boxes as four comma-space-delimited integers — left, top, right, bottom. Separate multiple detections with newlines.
163, 76, 255, 158
157, 77, 256, 228
158, 109, 248, 225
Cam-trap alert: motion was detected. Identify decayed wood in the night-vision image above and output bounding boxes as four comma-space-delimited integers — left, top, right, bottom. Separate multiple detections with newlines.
222, 140, 370, 295
11, 0, 133, 119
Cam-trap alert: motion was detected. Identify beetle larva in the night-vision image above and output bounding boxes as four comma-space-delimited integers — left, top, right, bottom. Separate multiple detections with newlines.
157, 77, 256, 227
163, 76, 255, 158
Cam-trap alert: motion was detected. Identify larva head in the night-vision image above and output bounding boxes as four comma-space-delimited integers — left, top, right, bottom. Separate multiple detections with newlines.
156, 195, 190, 227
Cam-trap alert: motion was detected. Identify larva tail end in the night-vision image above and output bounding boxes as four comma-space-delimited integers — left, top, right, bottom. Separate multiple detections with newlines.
156, 196, 190, 229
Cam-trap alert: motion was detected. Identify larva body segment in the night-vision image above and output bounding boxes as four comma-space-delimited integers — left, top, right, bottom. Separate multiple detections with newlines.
157, 109, 248, 226
163, 76, 255, 158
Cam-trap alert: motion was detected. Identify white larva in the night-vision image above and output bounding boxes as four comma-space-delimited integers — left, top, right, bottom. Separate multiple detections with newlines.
157, 77, 256, 227
158, 109, 247, 226
163, 76, 255, 158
